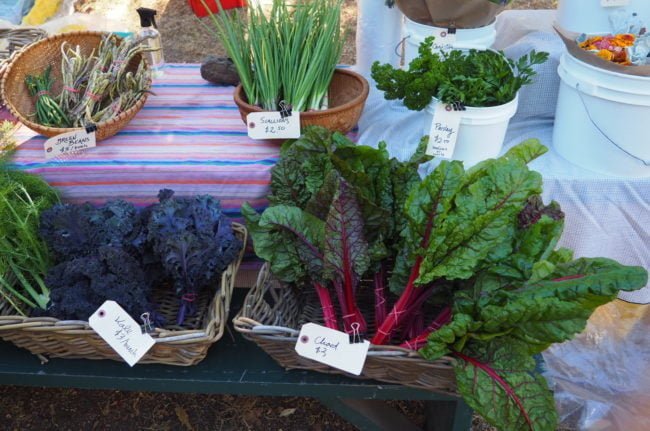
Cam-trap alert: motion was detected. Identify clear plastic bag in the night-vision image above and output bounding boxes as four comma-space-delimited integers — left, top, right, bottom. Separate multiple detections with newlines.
543, 300, 650, 430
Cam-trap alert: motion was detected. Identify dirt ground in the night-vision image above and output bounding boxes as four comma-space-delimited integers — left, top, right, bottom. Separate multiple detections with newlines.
2, 1, 558, 430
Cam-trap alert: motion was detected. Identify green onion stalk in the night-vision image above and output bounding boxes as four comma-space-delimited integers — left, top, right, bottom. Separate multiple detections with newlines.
200, 0, 344, 112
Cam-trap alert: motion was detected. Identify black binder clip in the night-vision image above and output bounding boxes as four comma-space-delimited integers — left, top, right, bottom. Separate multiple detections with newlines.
452, 101, 466, 112
279, 100, 292, 119
349, 322, 363, 344
447, 27, 457, 35
85, 122, 98, 134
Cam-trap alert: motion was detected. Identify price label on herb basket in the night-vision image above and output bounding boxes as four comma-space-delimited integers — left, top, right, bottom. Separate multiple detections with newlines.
89, 300, 155, 367
247, 111, 301, 140
432, 28, 457, 52
426, 102, 463, 159
44, 129, 96, 160
295, 323, 370, 376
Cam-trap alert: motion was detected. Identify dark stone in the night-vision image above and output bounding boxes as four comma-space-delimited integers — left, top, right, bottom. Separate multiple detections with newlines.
200, 56, 240, 86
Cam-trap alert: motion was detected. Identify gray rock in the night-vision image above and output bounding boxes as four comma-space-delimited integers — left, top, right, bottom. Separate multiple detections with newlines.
200, 56, 240, 86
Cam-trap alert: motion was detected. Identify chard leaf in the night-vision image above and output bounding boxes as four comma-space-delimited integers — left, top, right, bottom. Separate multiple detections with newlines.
502, 138, 548, 165
243, 203, 325, 284
323, 178, 370, 283
389, 159, 465, 293
418, 156, 543, 284
454, 339, 558, 431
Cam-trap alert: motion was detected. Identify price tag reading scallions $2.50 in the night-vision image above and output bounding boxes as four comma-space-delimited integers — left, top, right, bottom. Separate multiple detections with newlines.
247, 111, 301, 140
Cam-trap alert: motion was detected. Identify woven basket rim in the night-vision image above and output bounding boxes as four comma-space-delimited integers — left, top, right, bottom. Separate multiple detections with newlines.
233, 68, 370, 117
0, 222, 247, 346
0, 30, 151, 135
232, 263, 454, 362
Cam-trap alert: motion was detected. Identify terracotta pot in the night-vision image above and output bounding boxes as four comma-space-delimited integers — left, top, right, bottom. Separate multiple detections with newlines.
233, 68, 369, 134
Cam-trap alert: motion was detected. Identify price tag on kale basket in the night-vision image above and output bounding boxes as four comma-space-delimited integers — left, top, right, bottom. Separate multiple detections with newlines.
295, 323, 370, 376
246, 111, 301, 140
89, 301, 155, 367
426, 102, 462, 159
44, 129, 96, 159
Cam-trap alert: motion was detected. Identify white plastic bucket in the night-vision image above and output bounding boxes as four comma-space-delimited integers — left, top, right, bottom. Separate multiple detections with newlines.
556, 0, 650, 34
403, 16, 496, 66
424, 95, 519, 168
355, 0, 403, 77
553, 53, 650, 178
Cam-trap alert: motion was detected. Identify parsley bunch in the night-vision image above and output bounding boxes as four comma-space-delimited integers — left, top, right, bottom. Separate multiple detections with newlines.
371, 37, 549, 110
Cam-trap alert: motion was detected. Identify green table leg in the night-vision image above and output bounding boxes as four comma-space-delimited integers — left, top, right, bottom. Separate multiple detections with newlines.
424, 399, 473, 431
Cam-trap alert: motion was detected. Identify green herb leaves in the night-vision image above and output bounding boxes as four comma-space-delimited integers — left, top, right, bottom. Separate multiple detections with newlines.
371, 37, 549, 110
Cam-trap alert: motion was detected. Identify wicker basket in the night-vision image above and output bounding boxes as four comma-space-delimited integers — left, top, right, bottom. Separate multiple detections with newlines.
1, 31, 150, 142
233, 69, 369, 134
0, 28, 48, 86
0, 223, 247, 366
233, 264, 458, 395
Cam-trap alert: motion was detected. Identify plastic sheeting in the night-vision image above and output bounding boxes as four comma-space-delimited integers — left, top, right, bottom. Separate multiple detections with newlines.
543, 300, 650, 431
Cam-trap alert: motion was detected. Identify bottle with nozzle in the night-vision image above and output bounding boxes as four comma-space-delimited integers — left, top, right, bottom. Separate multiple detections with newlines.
136, 7, 164, 77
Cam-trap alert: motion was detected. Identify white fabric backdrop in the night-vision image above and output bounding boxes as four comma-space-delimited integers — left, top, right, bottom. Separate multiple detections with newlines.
355, 9, 650, 304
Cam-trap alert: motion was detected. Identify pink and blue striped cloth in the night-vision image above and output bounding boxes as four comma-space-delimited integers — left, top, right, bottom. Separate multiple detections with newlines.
11, 64, 280, 219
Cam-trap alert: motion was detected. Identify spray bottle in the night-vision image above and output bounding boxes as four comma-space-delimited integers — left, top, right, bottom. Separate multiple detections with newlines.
136, 7, 164, 77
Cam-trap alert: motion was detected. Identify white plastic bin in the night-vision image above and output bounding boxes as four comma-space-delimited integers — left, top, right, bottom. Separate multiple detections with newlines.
556, 0, 650, 34
403, 16, 496, 66
553, 53, 650, 178
355, 0, 403, 77
424, 95, 518, 168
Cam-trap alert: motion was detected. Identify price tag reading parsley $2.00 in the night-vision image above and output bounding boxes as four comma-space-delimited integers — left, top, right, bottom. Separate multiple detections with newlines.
426, 102, 463, 159
295, 323, 370, 376
89, 301, 155, 367
44, 129, 96, 160
247, 111, 301, 140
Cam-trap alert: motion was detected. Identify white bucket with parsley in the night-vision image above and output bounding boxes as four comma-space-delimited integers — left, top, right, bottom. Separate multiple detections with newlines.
371, 39, 548, 167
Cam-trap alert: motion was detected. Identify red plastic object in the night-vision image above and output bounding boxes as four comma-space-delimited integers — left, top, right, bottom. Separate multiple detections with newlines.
189, 0, 246, 18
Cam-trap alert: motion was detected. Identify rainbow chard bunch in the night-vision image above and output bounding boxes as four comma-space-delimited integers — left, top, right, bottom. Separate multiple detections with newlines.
243, 127, 648, 431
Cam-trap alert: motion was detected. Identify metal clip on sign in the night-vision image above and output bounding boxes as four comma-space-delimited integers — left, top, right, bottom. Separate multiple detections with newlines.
85, 122, 97, 134
349, 322, 363, 344
279, 100, 292, 119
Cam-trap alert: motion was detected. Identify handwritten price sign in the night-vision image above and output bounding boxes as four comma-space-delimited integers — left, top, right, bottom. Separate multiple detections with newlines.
426, 102, 463, 159
44, 129, 96, 160
247, 112, 301, 140
89, 301, 155, 367
295, 323, 369, 375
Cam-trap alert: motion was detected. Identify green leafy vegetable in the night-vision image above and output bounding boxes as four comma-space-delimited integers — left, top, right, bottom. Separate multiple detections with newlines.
371, 37, 549, 110
242, 127, 648, 431
0, 147, 59, 315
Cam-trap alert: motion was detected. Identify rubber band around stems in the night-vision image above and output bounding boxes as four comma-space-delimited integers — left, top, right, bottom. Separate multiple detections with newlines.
63, 86, 80, 93
86, 91, 102, 102
35, 90, 49, 98
182, 293, 198, 302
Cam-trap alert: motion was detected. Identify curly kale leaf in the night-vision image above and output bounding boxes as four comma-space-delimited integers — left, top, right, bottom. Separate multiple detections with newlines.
39, 200, 146, 261
41, 246, 153, 321
147, 190, 242, 324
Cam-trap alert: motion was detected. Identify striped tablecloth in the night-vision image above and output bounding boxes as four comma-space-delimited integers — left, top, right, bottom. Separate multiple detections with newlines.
11, 64, 278, 217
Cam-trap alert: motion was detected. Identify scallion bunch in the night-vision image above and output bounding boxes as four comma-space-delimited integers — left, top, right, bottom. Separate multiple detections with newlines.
201, 0, 344, 112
